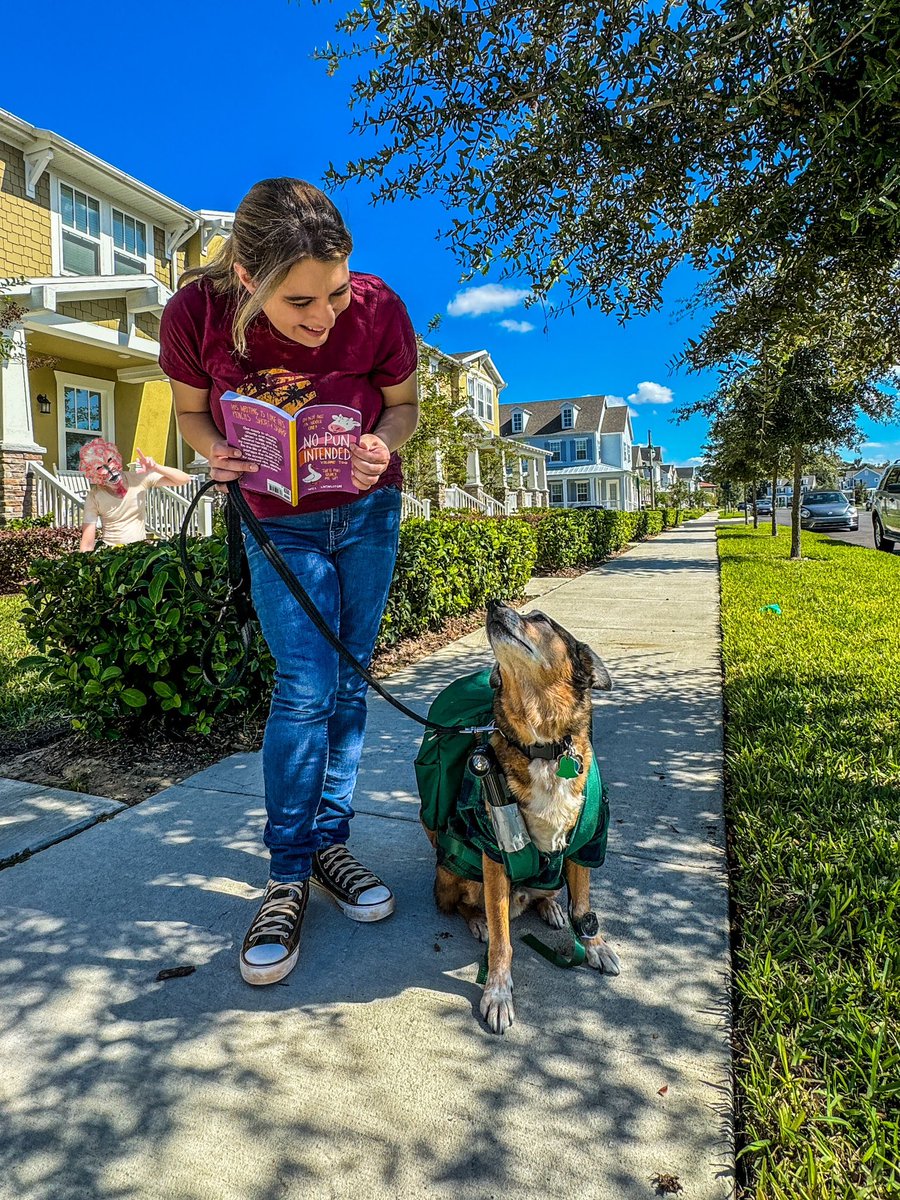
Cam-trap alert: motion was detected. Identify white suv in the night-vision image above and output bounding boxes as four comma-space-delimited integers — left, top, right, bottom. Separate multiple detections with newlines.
871, 461, 900, 552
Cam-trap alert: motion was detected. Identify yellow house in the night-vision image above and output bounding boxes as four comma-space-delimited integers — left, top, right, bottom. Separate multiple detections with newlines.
0, 107, 232, 524
420, 343, 549, 509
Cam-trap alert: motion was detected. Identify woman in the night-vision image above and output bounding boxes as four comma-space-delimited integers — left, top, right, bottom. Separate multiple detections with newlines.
159, 178, 418, 986
79, 439, 191, 551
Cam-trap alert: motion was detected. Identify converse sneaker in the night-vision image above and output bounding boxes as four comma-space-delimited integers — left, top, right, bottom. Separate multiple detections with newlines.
311, 845, 395, 922
240, 878, 309, 985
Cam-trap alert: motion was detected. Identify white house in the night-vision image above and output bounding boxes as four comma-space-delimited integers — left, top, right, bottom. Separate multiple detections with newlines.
499, 395, 637, 510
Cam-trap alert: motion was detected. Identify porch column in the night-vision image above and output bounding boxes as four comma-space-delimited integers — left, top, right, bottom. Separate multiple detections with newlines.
0, 323, 46, 525
465, 448, 482, 487
526, 457, 539, 491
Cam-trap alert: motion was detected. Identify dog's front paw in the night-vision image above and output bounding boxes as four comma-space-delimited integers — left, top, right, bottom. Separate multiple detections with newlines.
536, 896, 567, 929
583, 937, 620, 975
480, 972, 515, 1034
467, 914, 489, 942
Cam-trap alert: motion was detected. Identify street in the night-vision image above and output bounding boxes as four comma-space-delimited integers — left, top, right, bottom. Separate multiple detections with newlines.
730, 506, 892, 552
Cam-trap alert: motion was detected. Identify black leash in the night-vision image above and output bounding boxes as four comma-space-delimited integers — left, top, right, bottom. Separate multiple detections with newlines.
178, 479, 495, 737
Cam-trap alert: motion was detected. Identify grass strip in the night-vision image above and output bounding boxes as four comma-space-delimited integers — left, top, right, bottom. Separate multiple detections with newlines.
719, 526, 900, 1199
0, 594, 68, 737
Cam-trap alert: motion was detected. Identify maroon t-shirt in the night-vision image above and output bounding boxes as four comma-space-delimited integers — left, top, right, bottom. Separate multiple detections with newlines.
158, 272, 417, 518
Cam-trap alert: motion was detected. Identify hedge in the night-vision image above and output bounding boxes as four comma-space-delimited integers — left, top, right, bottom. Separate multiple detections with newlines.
0, 526, 80, 595
17, 505, 680, 735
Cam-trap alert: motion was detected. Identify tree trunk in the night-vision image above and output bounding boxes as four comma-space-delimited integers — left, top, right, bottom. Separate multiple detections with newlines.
771, 465, 778, 537
752, 477, 758, 529
743, 483, 749, 524
790, 445, 803, 559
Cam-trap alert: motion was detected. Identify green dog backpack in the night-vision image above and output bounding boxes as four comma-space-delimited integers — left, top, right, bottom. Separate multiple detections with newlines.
413, 669, 610, 889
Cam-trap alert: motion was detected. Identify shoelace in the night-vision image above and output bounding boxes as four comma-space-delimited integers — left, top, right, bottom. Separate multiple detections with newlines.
248, 882, 306, 944
317, 846, 381, 896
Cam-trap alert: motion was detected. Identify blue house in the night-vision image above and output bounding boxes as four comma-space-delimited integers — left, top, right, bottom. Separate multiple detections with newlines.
498, 395, 637, 510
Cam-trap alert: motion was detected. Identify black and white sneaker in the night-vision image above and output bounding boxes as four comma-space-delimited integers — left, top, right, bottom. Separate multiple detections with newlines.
311, 845, 395, 922
240, 878, 309, 986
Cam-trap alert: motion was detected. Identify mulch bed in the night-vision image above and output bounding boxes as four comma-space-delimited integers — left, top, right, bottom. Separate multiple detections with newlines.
0, 609, 490, 806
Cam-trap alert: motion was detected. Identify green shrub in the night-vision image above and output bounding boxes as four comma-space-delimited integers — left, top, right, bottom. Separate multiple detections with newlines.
642, 509, 664, 537
5, 513, 54, 531
379, 514, 537, 644
20, 538, 274, 737
0, 526, 80, 595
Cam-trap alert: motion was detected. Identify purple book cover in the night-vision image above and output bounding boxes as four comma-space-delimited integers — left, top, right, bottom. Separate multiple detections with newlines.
220, 392, 361, 504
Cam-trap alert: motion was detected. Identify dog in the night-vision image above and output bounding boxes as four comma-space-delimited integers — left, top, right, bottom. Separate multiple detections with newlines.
431, 599, 620, 1034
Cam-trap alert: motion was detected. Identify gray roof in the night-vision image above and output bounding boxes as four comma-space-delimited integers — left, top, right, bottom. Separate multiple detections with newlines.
675, 466, 697, 479
632, 444, 663, 468
498, 395, 607, 437
600, 405, 629, 434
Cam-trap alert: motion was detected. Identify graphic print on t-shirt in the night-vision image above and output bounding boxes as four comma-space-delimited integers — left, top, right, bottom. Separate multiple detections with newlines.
237, 367, 318, 414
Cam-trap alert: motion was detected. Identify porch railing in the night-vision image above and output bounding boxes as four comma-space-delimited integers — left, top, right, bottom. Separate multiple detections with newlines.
29, 463, 85, 528
400, 492, 431, 520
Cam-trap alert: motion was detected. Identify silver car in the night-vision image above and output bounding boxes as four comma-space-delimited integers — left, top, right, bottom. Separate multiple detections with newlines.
800, 491, 859, 532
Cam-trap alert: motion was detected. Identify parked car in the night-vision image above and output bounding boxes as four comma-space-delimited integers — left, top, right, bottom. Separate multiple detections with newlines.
870, 462, 900, 552
799, 491, 859, 533
756, 500, 773, 515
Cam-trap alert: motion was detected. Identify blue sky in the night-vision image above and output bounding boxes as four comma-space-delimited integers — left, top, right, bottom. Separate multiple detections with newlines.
5, 0, 899, 467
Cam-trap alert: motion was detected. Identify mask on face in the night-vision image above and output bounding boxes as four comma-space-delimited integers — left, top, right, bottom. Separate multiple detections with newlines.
79, 438, 128, 497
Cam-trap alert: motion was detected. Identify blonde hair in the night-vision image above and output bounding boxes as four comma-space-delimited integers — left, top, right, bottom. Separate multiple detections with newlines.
181, 178, 353, 356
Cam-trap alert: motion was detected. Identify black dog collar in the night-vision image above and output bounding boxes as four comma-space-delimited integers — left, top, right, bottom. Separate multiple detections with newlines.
500, 730, 576, 762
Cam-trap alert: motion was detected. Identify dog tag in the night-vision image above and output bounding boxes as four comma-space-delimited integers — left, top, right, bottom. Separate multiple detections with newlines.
556, 754, 582, 779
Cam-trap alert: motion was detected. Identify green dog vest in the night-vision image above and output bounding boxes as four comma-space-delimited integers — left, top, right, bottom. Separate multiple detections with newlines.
414, 669, 610, 890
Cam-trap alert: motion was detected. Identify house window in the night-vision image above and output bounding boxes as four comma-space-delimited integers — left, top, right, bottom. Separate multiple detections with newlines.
511, 411, 523, 434
576, 481, 590, 503
112, 209, 148, 275
467, 376, 494, 423
549, 481, 564, 505
561, 406, 574, 429
608, 481, 619, 508
56, 372, 113, 469
60, 183, 101, 275
575, 438, 588, 461
428, 356, 439, 374
548, 440, 562, 462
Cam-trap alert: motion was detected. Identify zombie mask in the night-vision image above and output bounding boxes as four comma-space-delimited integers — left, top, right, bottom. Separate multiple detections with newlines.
79, 438, 127, 497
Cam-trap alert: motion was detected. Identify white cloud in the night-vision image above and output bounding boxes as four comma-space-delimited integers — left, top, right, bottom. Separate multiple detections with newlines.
498, 319, 535, 334
686, 456, 704, 465
628, 381, 675, 405
447, 284, 531, 317
605, 395, 626, 406
628, 407, 640, 420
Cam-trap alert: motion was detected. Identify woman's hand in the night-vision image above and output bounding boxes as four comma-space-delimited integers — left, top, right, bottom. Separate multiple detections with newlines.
208, 440, 259, 485
350, 433, 391, 491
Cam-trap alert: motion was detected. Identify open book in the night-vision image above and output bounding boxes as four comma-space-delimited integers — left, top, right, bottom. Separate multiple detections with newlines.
220, 391, 361, 505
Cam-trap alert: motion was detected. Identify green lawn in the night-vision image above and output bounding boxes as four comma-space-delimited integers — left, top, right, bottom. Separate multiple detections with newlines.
719, 526, 900, 1199
0, 593, 68, 738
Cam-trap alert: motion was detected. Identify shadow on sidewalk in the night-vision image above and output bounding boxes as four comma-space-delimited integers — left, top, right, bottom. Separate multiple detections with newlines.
0, 654, 732, 1200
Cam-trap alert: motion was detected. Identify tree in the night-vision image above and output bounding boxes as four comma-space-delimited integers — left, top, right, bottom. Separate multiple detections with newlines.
316, 0, 900, 377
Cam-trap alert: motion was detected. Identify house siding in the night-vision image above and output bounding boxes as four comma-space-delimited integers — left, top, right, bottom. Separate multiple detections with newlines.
57, 297, 128, 335
152, 226, 170, 285
0, 139, 53, 276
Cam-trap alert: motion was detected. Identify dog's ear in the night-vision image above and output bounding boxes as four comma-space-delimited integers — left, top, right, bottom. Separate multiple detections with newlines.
580, 644, 612, 691
489, 663, 502, 690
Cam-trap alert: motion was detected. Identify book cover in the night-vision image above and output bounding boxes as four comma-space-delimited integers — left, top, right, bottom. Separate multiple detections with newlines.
220, 391, 361, 505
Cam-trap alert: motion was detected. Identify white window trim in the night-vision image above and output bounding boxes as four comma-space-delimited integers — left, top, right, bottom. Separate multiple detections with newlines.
467, 374, 495, 424
548, 440, 562, 462
55, 370, 115, 468
575, 480, 591, 503
575, 438, 589, 461
511, 411, 523, 434
50, 172, 155, 278
561, 406, 574, 429
549, 481, 564, 503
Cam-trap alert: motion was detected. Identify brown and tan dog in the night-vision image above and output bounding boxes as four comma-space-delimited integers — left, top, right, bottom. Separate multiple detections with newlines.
433, 600, 620, 1034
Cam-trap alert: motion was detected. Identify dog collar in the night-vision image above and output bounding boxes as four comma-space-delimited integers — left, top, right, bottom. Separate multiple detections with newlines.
499, 731, 585, 778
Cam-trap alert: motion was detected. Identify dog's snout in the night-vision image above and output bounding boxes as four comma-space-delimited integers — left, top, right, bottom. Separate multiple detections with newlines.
487, 598, 505, 614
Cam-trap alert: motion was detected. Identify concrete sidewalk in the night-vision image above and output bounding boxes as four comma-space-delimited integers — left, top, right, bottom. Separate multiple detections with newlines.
0, 515, 733, 1200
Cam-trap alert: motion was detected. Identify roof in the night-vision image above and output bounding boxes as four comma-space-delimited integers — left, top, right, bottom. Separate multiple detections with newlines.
632, 444, 663, 468
600, 405, 630, 434
498, 395, 607, 437
547, 463, 627, 476
675, 466, 698, 479
0, 107, 197, 228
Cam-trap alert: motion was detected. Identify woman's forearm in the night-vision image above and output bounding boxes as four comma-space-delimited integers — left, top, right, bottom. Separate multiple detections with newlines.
176, 410, 225, 461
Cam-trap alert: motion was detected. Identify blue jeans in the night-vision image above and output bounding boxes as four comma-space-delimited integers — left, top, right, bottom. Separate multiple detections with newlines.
243, 486, 402, 883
